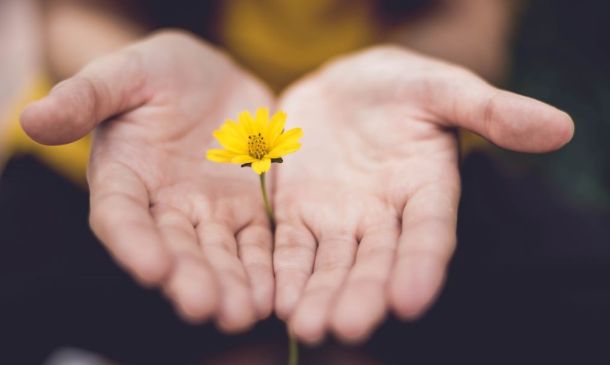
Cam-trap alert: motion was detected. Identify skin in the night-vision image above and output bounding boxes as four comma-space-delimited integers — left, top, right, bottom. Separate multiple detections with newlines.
22, 31, 276, 332
20, 32, 574, 341
273, 46, 574, 344
0, 0, 43, 168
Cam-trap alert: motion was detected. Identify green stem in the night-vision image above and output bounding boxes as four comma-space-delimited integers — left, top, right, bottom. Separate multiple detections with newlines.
288, 330, 299, 365
259, 173, 275, 225
258, 172, 298, 365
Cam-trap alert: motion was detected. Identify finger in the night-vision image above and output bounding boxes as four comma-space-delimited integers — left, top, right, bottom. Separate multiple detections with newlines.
273, 223, 317, 320
152, 205, 219, 322
389, 173, 460, 320
89, 162, 171, 286
197, 221, 258, 333
330, 220, 399, 343
236, 220, 274, 319
20, 48, 148, 145
431, 73, 574, 153
289, 232, 357, 344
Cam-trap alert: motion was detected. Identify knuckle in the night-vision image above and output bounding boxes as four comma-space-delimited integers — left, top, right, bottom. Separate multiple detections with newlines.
357, 243, 395, 260
315, 256, 353, 273
482, 89, 503, 138
274, 242, 314, 267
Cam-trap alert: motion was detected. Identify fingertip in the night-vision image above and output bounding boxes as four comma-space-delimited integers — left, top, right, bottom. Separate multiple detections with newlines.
521, 103, 575, 152
176, 291, 217, 324
332, 325, 373, 345
246, 265, 274, 320
275, 303, 292, 322
216, 309, 257, 334
289, 295, 332, 345
131, 246, 172, 287
390, 258, 445, 320
20, 77, 98, 145
274, 269, 311, 321
550, 110, 575, 150
331, 286, 385, 344
331, 311, 373, 344
216, 289, 258, 333
274, 282, 302, 321
253, 279, 274, 320
20, 98, 66, 145
167, 258, 219, 323
19, 103, 39, 138
487, 92, 576, 153
289, 313, 326, 346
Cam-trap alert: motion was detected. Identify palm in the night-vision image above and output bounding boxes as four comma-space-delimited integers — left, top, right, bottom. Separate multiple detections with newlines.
58, 32, 274, 331
273, 46, 572, 343
94, 96, 269, 325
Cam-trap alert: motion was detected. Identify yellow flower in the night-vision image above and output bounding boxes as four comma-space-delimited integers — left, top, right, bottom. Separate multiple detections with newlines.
206, 107, 303, 174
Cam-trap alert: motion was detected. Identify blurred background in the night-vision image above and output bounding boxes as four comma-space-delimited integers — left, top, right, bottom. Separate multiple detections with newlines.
1, 0, 609, 363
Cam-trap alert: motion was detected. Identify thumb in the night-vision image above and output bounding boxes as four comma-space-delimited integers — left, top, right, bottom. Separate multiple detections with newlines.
430, 73, 574, 153
20, 51, 148, 145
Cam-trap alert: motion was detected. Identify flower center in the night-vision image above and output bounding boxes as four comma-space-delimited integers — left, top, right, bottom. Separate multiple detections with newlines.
248, 133, 267, 159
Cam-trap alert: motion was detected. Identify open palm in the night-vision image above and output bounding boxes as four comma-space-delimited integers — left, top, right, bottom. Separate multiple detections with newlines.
272, 46, 574, 343
22, 31, 275, 331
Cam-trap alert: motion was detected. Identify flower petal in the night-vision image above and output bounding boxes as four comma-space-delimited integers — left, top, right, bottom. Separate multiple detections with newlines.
270, 127, 303, 152
255, 107, 270, 131
231, 155, 256, 164
213, 130, 248, 153
221, 119, 247, 140
238, 110, 256, 135
267, 111, 286, 146
251, 158, 271, 175
266, 143, 301, 158
207, 149, 237, 163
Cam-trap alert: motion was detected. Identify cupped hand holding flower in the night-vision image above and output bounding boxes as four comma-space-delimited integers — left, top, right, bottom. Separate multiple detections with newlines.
272, 46, 574, 344
20, 31, 278, 332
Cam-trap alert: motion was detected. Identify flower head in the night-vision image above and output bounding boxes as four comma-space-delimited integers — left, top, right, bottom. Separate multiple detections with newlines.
207, 108, 302, 174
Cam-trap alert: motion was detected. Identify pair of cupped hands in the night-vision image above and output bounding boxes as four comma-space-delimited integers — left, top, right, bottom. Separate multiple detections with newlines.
21, 31, 573, 344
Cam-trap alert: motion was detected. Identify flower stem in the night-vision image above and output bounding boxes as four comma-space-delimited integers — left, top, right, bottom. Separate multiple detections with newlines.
288, 330, 299, 365
258, 172, 298, 365
259, 173, 275, 226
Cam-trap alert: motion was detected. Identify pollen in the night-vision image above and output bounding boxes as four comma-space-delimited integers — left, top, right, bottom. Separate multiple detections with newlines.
248, 133, 267, 159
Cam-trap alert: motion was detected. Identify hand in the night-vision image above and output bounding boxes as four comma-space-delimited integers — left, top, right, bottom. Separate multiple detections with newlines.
0, 0, 43, 169
21, 31, 275, 331
272, 46, 574, 343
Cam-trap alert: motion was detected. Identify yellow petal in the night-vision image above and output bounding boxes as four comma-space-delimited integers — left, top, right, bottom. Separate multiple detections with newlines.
271, 127, 303, 150
207, 149, 237, 163
267, 111, 286, 146
238, 110, 256, 135
230, 118, 250, 138
267, 143, 301, 158
213, 130, 248, 154
251, 158, 271, 174
221, 119, 247, 140
231, 155, 256, 164
255, 107, 270, 131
